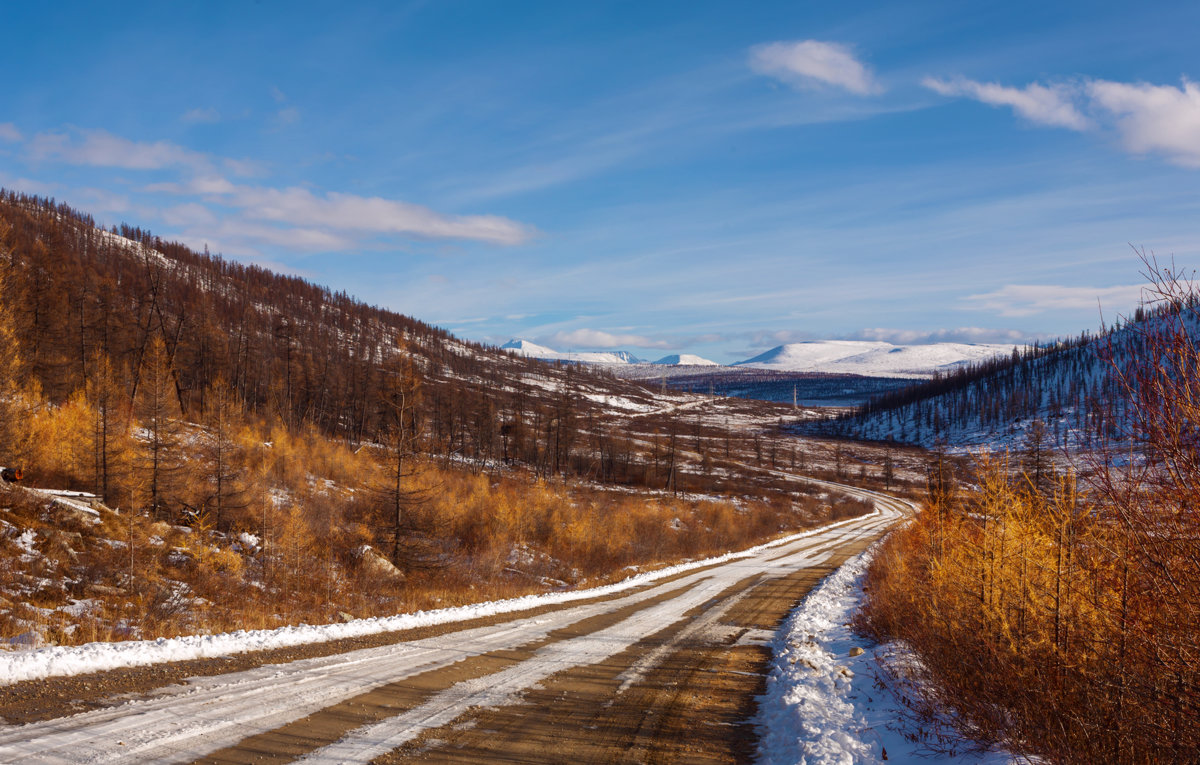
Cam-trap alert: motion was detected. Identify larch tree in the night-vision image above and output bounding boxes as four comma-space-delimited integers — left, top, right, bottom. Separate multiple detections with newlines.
134, 335, 184, 520
85, 351, 129, 504
0, 219, 32, 470
374, 344, 429, 569
200, 376, 247, 530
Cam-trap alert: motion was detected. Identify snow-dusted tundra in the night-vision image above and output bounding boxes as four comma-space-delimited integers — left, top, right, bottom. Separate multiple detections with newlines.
0, 483, 1006, 764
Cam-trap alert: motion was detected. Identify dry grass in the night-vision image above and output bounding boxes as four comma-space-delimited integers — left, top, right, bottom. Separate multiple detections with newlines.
1, 429, 865, 648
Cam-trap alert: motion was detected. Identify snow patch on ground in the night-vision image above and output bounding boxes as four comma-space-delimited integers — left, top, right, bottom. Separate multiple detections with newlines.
757, 543, 1016, 765
0, 511, 885, 685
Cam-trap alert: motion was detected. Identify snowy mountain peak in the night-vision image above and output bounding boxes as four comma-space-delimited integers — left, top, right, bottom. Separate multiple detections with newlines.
500, 338, 638, 365
501, 338, 560, 357
653, 353, 719, 366
735, 341, 1015, 378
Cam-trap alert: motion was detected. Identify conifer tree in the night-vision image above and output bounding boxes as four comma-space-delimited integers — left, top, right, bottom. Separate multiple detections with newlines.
200, 376, 247, 529
375, 344, 428, 568
135, 336, 184, 519
86, 351, 129, 503
0, 220, 29, 468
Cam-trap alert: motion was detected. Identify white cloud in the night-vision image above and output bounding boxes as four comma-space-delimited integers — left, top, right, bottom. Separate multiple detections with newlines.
1088, 78, 1200, 167
847, 326, 1031, 344
75, 187, 132, 214
184, 219, 357, 253
29, 128, 211, 170
222, 186, 536, 245
145, 175, 237, 195
965, 284, 1145, 317
26, 124, 537, 248
0, 174, 56, 196
0, 123, 22, 142
548, 329, 671, 350
145, 174, 536, 246
181, 107, 221, 124
749, 40, 881, 96
922, 77, 1089, 130
162, 202, 218, 227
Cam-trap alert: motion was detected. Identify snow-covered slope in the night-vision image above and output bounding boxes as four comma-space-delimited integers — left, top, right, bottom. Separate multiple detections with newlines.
736, 341, 1015, 379
500, 339, 639, 365
811, 311, 1199, 453
652, 354, 719, 366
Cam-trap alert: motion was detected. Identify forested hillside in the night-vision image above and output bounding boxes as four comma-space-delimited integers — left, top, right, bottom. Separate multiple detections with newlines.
809, 291, 1197, 453
0, 191, 885, 649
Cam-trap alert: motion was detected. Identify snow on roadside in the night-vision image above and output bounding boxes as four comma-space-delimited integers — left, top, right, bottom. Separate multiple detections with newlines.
0, 509, 885, 686
757, 543, 1016, 765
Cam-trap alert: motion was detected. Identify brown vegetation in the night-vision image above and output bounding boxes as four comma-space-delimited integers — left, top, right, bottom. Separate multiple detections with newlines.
860, 260, 1200, 763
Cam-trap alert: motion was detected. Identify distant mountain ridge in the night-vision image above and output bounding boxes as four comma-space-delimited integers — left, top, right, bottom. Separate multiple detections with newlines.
499, 339, 642, 365
653, 353, 719, 366
735, 340, 1016, 379
500, 337, 1013, 376
500, 339, 717, 367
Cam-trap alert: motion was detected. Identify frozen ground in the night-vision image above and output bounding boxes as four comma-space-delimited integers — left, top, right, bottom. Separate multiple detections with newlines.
0, 503, 890, 686
0, 491, 901, 763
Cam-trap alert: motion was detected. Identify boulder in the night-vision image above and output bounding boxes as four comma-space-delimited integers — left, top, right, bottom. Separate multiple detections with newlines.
357, 545, 406, 583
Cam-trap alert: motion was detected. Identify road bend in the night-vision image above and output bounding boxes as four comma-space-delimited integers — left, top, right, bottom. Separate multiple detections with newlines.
0, 482, 913, 764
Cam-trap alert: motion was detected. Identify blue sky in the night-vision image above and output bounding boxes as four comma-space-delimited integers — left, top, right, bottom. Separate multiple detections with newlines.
2, 1, 1198, 363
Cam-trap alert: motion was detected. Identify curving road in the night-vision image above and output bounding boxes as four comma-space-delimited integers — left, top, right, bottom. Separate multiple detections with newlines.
0, 482, 912, 764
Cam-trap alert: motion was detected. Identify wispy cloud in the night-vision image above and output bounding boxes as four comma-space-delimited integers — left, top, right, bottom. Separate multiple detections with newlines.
547, 328, 672, 350
181, 107, 221, 124
846, 326, 1032, 344
1088, 78, 1200, 167
214, 185, 537, 245
145, 175, 238, 195
749, 40, 882, 96
145, 178, 536, 247
0, 123, 22, 142
21, 120, 545, 248
161, 202, 218, 227
965, 284, 1145, 317
28, 128, 211, 170
922, 77, 1089, 130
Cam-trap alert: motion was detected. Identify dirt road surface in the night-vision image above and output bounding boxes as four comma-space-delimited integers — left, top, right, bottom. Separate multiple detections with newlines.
0, 484, 910, 764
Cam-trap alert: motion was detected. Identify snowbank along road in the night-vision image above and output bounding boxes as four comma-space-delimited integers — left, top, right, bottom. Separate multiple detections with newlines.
0, 481, 912, 764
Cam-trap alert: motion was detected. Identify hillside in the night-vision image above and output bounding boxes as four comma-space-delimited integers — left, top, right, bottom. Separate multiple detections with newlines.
810, 301, 1197, 453
0, 191, 918, 650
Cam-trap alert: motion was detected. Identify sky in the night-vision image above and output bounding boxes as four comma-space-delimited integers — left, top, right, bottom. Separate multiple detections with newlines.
1, 1, 1198, 363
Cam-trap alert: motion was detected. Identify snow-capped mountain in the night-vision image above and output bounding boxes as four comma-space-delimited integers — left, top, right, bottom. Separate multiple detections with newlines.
500, 339, 640, 365
652, 354, 719, 366
735, 341, 1015, 379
